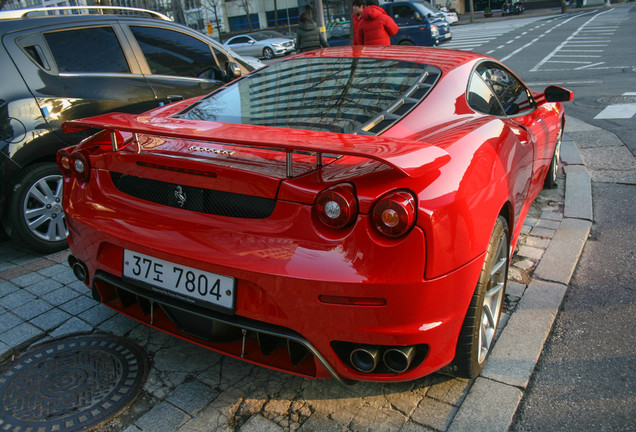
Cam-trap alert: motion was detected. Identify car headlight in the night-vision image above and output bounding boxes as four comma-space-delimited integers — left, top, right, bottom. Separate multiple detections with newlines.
272, 43, 283, 48
431, 25, 439, 37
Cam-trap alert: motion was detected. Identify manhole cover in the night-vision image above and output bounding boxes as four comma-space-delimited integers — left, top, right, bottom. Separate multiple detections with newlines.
0, 334, 148, 432
597, 95, 636, 105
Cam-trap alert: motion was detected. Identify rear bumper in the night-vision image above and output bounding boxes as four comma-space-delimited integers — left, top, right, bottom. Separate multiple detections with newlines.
67, 208, 483, 382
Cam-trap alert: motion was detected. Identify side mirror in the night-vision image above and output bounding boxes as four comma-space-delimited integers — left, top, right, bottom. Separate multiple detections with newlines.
248, 40, 255, 45
544, 85, 573, 102
227, 62, 242, 80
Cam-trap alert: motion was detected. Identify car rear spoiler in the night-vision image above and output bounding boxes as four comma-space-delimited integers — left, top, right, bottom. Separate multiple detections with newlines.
63, 112, 450, 178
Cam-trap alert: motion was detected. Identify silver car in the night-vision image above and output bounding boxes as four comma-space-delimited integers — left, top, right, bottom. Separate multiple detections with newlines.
224, 31, 295, 60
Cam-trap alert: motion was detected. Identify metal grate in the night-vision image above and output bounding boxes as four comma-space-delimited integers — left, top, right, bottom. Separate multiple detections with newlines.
110, 172, 276, 219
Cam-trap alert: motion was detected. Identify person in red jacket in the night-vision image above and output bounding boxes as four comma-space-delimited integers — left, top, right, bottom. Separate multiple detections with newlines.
351, 0, 364, 45
356, 0, 399, 46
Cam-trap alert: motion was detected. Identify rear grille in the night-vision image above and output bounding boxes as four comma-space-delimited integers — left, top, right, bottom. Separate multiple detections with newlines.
110, 172, 275, 218
92, 272, 351, 384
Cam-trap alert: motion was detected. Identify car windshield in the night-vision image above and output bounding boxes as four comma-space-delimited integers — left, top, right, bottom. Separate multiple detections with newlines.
413, 2, 440, 17
178, 57, 431, 134
250, 32, 278, 41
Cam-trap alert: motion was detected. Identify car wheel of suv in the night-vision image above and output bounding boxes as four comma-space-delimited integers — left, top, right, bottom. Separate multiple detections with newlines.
398, 40, 415, 46
452, 216, 509, 378
263, 47, 274, 59
4, 163, 68, 254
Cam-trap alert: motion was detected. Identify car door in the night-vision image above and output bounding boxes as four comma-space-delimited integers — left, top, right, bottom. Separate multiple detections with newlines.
467, 63, 535, 218
124, 23, 228, 105
3, 22, 158, 144
226, 36, 256, 57
475, 62, 554, 195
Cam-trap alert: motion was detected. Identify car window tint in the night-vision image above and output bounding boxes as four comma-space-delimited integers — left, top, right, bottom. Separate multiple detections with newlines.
130, 26, 217, 78
229, 36, 249, 44
476, 63, 534, 115
44, 27, 129, 73
179, 57, 436, 134
467, 71, 505, 116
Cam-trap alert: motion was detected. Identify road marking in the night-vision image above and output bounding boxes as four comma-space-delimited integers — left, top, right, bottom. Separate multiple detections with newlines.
594, 93, 636, 119
530, 9, 616, 71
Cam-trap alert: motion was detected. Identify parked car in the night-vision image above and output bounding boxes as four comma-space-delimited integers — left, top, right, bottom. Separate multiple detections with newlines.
59, 46, 572, 383
426, 3, 459, 24
328, 1, 452, 47
0, 6, 257, 253
383, 0, 452, 45
224, 31, 295, 60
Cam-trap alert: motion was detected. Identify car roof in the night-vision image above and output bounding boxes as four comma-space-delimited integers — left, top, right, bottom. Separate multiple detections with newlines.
0, 7, 170, 33
289, 46, 487, 74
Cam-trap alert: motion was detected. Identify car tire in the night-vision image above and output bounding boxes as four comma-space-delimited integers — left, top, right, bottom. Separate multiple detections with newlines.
263, 47, 274, 60
4, 162, 68, 254
544, 128, 562, 189
398, 40, 415, 46
452, 215, 509, 378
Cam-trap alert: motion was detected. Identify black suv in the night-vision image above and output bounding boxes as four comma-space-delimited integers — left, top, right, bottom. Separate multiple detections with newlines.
0, 7, 256, 253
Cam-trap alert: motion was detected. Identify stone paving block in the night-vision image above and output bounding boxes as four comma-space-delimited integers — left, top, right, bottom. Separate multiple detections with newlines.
0, 312, 22, 333
533, 218, 592, 285
135, 402, 190, 432
425, 377, 471, 407
78, 303, 117, 326
529, 226, 556, 239
0, 340, 10, 359
564, 165, 593, 221
297, 413, 350, 432
51, 269, 80, 285
522, 236, 550, 249
166, 380, 219, 415
59, 295, 99, 314
240, 414, 284, 432
410, 397, 457, 431
37, 263, 70, 277
0, 281, 19, 298
481, 280, 567, 388
42, 286, 80, 305
13, 298, 53, 320
0, 321, 42, 348
97, 313, 139, 336
30, 308, 72, 331
561, 135, 584, 165
23, 278, 63, 297
516, 245, 544, 260
177, 388, 242, 432
505, 281, 526, 299
535, 219, 561, 230
447, 378, 522, 432
49, 316, 93, 338
0, 289, 36, 309
9, 272, 46, 288
539, 210, 563, 222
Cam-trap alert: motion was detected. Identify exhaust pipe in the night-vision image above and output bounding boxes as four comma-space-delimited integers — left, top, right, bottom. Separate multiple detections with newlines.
68, 255, 88, 283
350, 346, 380, 373
383, 346, 415, 373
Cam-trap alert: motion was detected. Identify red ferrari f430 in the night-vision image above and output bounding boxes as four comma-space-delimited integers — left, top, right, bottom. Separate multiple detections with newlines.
58, 47, 572, 383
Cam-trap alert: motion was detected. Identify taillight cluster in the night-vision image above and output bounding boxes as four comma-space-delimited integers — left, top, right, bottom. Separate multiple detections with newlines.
314, 184, 417, 238
314, 183, 358, 229
371, 191, 417, 237
57, 149, 90, 182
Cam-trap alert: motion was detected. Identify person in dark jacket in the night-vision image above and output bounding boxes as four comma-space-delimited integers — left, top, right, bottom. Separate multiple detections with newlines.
296, 12, 329, 52
356, 0, 398, 46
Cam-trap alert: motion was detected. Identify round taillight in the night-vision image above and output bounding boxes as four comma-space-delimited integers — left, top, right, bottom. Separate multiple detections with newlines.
372, 191, 417, 237
56, 149, 73, 175
315, 183, 358, 229
71, 152, 90, 182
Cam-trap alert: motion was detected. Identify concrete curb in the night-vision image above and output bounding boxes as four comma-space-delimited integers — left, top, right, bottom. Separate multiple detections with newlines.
447, 118, 594, 431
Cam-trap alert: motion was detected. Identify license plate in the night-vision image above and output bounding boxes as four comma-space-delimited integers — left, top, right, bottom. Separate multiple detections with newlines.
123, 250, 235, 311
445, 33, 451, 39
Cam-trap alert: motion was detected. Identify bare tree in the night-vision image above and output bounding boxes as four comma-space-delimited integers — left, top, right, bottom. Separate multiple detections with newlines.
0, 0, 8, 11
201, 0, 225, 42
172, 0, 186, 24
236, 0, 254, 32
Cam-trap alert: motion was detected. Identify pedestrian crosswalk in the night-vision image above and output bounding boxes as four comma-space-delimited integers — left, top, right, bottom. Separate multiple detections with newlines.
594, 93, 636, 120
442, 16, 550, 51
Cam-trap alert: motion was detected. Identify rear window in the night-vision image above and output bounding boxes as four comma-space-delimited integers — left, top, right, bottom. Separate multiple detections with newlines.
179, 57, 439, 134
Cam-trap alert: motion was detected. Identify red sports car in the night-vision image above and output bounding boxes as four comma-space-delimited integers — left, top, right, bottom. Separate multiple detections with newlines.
58, 47, 571, 383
